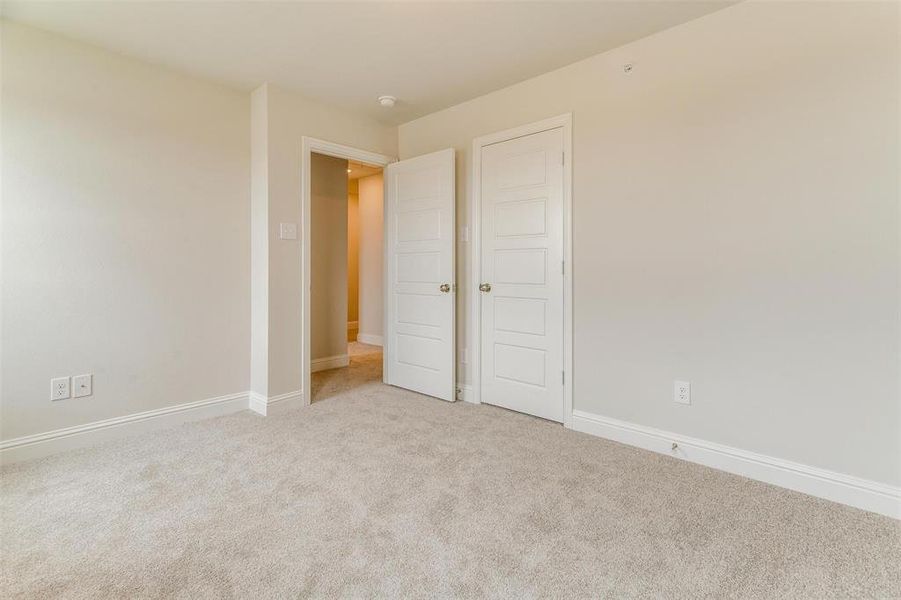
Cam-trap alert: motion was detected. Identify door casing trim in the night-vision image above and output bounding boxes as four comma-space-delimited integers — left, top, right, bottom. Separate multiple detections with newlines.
469, 114, 574, 427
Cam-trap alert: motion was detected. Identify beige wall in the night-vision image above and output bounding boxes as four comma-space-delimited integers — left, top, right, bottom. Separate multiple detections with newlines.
311, 154, 349, 360
1, 22, 251, 439
347, 179, 360, 331
398, 1, 900, 486
250, 84, 396, 397
358, 174, 385, 343
250, 85, 270, 397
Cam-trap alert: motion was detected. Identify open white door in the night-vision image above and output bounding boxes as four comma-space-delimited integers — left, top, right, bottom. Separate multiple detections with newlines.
384, 149, 456, 401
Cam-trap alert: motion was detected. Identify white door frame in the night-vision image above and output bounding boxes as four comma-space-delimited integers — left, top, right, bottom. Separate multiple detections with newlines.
469, 114, 574, 428
301, 137, 395, 405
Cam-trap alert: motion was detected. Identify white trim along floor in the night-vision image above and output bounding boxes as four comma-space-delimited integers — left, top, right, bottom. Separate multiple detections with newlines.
1, 351, 899, 597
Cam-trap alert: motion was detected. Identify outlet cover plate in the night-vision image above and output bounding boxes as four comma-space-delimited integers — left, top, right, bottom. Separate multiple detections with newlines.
73, 374, 93, 398
674, 380, 691, 405
51, 377, 70, 401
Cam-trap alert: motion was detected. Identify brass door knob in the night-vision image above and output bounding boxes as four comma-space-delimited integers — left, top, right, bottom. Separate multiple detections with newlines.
439, 283, 451, 293
479, 283, 491, 292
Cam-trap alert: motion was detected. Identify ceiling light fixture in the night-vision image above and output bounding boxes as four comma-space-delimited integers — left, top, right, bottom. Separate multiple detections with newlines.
347, 169, 352, 173
378, 95, 396, 108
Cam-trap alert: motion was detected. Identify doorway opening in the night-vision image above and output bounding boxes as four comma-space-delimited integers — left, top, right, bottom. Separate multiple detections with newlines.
308, 151, 387, 403
301, 138, 455, 406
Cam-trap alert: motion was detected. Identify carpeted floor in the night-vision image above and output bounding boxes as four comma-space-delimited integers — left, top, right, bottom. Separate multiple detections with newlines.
310, 342, 382, 404
1, 346, 899, 598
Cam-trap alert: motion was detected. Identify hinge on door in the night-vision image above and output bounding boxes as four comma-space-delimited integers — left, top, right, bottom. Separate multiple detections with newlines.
561, 260, 565, 275
562, 371, 565, 384
561, 152, 565, 165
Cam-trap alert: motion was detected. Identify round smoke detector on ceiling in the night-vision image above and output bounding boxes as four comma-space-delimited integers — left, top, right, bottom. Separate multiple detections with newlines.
378, 95, 397, 108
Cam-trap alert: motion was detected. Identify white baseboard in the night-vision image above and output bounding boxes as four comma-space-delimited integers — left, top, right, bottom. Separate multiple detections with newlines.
248, 389, 303, 416
571, 409, 900, 519
311, 354, 350, 373
0, 391, 250, 465
356, 333, 383, 346
456, 383, 474, 403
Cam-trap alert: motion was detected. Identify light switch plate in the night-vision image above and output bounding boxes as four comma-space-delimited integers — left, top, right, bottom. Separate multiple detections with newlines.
73, 374, 93, 398
51, 377, 70, 401
279, 223, 298, 240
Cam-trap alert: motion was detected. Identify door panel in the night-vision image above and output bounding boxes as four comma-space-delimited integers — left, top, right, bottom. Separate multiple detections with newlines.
385, 149, 455, 401
480, 128, 564, 422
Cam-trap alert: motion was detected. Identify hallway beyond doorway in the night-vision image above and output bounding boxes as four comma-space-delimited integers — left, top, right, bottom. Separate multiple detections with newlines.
311, 342, 382, 404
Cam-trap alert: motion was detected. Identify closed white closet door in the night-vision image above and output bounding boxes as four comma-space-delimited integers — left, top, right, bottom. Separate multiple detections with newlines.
384, 148, 456, 401
480, 128, 564, 422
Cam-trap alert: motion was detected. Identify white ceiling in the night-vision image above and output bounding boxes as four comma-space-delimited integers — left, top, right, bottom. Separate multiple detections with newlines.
347, 161, 382, 181
1, 1, 735, 125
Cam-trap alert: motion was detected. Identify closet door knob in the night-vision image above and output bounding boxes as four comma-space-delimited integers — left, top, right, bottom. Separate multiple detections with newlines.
479, 283, 491, 293
439, 283, 451, 293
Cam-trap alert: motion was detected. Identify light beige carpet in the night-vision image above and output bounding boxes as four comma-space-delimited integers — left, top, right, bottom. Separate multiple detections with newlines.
1, 348, 899, 599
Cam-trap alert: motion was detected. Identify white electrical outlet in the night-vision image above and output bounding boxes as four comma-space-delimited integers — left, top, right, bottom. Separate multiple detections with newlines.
73, 374, 93, 398
51, 377, 70, 401
674, 380, 691, 405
